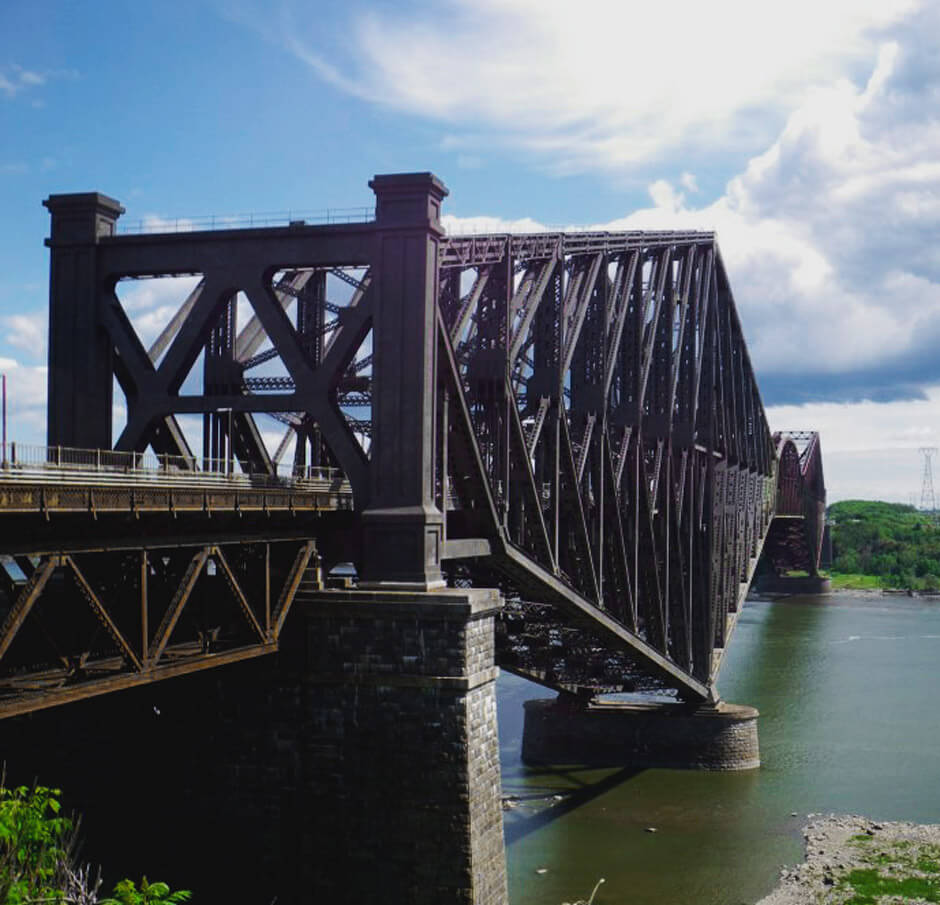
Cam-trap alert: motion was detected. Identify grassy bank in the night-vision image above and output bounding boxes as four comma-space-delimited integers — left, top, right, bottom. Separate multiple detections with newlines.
827, 572, 885, 590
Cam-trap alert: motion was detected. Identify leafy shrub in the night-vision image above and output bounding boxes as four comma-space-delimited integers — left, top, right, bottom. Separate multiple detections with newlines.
0, 781, 191, 904
0, 783, 73, 904
99, 877, 191, 905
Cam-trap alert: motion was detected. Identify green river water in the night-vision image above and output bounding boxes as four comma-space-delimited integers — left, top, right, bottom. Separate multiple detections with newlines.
496, 592, 940, 905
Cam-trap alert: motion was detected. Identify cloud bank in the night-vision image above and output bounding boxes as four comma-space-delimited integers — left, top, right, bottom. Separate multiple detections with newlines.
425, 4, 940, 411
277, 0, 918, 173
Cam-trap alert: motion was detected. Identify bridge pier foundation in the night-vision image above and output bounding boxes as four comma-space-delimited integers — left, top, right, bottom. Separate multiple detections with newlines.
521, 697, 760, 771
287, 587, 509, 905
754, 574, 832, 595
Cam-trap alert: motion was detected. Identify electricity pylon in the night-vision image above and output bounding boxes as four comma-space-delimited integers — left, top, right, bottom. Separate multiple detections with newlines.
919, 447, 937, 518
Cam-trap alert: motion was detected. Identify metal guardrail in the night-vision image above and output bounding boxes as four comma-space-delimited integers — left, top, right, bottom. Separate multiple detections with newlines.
0, 443, 345, 492
116, 207, 375, 235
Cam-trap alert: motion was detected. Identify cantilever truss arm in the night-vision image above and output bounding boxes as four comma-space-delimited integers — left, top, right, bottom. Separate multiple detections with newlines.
434, 230, 777, 701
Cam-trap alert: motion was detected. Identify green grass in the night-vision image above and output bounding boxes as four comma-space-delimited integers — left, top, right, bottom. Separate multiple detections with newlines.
829, 573, 886, 590
835, 839, 940, 902
842, 867, 940, 904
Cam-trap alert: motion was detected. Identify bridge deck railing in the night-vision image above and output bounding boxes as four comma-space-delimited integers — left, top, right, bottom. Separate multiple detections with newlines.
0, 443, 346, 493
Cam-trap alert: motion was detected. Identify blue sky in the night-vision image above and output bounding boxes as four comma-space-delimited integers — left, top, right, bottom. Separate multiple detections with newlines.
2, 0, 939, 501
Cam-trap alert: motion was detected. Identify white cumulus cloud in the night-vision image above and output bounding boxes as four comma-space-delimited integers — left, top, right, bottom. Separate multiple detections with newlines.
440, 24, 940, 404
3, 312, 46, 360
275, 0, 919, 171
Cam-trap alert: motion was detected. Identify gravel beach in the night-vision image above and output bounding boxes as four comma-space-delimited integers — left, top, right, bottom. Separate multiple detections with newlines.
757, 815, 940, 904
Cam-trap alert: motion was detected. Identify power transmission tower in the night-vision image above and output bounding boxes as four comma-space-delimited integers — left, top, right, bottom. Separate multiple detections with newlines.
919, 447, 937, 517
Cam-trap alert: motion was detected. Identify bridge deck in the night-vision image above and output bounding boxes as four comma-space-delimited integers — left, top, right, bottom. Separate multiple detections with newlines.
0, 449, 353, 516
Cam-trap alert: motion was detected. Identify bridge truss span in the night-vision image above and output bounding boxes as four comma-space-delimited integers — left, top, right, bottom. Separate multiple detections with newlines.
23, 172, 792, 711
760, 430, 826, 578
436, 230, 777, 698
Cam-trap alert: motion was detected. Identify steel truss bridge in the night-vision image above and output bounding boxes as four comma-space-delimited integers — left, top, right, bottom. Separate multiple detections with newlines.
0, 173, 825, 717
761, 431, 826, 578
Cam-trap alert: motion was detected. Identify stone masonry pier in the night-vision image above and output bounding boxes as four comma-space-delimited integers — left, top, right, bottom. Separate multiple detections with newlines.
522, 698, 760, 771
290, 587, 508, 905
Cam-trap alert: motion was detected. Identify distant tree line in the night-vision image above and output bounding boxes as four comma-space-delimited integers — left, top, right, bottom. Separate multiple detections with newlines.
829, 500, 940, 590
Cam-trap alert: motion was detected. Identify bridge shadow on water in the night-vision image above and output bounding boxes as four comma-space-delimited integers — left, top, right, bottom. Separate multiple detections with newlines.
503, 764, 646, 845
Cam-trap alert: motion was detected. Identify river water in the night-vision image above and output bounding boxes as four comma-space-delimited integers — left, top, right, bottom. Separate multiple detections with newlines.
496, 592, 940, 905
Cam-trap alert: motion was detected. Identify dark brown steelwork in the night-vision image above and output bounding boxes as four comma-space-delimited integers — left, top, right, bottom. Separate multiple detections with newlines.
25, 172, 826, 710
437, 230, 778, 697
0, 538, 319, 718
760, 431, 826, 577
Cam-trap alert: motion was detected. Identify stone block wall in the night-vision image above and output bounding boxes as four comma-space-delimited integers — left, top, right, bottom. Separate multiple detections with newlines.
522, 698, 760, 771
288, 588, 508, 905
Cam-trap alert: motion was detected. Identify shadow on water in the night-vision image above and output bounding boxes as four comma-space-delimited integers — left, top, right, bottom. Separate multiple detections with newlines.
503, 765, 644, 845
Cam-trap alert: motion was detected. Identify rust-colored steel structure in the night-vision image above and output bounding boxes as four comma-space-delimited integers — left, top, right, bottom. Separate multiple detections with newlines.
0, 172, 827, 715
0, 450, 346, 716
760, 431, 826, 578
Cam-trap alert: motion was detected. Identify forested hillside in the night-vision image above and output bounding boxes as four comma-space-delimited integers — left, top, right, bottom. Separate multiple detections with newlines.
829, 499, 940, 590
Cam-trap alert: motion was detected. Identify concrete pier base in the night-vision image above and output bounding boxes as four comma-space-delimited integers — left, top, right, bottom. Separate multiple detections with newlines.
522, 697, 760, 771
756, 574, 831, 594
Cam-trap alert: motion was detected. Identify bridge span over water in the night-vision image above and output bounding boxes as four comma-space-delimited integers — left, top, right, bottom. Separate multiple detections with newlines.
0, 173, 826, 904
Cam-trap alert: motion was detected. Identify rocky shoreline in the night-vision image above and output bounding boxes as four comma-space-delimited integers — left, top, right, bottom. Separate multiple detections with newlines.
757, 815, 940, 904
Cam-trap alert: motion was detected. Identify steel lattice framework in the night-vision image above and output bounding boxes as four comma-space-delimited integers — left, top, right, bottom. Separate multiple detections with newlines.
437, 230, 776, 699
760, 431, 826, 578
17, 172, 827, 709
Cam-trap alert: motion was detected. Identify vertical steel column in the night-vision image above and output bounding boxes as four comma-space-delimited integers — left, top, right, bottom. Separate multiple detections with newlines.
360, 173, 449, 588
43, 193, 124, 449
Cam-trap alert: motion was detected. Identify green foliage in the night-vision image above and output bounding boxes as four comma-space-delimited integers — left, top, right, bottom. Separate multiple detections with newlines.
0, 784, 72, 904
841, 866, 940, 903
99, 877, 191, 905
829, 573, 884, 590
0, 781, 192, 905
829, 500, 940, 589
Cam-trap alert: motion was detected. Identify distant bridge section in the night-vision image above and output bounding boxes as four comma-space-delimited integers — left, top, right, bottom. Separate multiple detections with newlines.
758, 431, 827, 583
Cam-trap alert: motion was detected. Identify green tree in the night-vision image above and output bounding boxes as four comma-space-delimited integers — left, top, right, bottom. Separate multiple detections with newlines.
833, 550, 860, 573
829, 501, 940, 588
